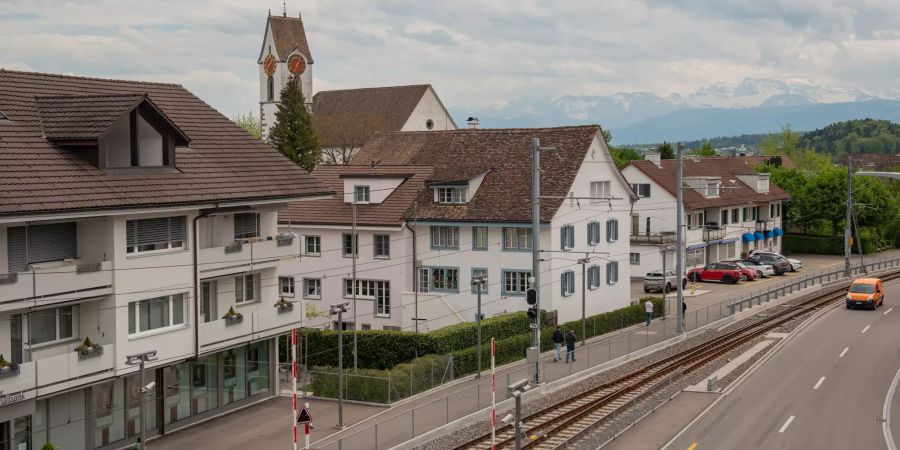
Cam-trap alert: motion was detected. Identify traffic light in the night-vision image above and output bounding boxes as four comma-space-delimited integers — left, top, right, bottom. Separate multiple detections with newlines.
526, 288, 537, 319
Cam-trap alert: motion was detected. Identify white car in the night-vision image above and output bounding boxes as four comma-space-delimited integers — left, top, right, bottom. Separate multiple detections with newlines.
751, 251, 802, 271
737, 259, 776, 278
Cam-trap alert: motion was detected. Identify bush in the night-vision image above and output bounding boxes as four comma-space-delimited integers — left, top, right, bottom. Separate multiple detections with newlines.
784, 233, 882, 255
428, 310, 549, 354
307, 354, 453, 403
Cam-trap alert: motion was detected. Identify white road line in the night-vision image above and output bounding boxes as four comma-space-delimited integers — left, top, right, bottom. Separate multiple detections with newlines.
883, 367, 900, 450
813, 376, 826, 390
778, 415, 795, 433
862, 325, 871, 334
839, 347, 850, 358
885, 308, 894, 315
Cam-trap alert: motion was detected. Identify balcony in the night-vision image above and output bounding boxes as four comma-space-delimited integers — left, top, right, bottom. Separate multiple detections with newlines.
756, 220, 774, 232
0, 361, 36, 406
0, 260, 113, 312
704, 227, 727, 241
35, 344, 116, 397
198, 300, 303, 354
630, 232, 675, 245
198, 233, 299, 279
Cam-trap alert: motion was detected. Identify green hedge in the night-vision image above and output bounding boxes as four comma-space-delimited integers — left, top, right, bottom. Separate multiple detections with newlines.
784, 233, 880, 255
307, 354, 453, 403
428, 310, 549, 354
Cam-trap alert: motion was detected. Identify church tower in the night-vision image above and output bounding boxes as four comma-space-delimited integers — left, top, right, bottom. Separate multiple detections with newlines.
258, 9, 314, 138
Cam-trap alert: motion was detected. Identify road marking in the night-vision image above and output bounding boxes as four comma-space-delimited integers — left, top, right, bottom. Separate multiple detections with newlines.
813, 376, 825, 390
883, 367, 900, 450
839, 347, 849, 358
778, 415, 795, 433
687, 444, 698, 450
885, 308, 894, 315
862, 325, 871, 334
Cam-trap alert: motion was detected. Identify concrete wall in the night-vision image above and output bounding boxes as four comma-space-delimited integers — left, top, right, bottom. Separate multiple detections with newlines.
400, 87, 456, 132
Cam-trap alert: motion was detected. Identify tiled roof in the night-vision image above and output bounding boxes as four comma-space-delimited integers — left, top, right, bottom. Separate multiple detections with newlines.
350, 126, 604, 223
627, 157, 791, 210
312, 85, 430, 148
36, 94, 145, 140
268, 15, 314, 63
0, 70, 330, 217
279, 165, 434, 227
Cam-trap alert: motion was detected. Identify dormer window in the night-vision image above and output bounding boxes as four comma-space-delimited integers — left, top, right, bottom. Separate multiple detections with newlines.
436, 187, 466, 204
706, 181, 721, 197
354, 185, 370, 203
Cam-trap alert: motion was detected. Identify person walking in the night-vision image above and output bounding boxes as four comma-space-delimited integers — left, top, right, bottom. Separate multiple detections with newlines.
682, 300, 687, 329
552, 326, 564, 362
565, 330, 577, 363
645, 298, 654, 326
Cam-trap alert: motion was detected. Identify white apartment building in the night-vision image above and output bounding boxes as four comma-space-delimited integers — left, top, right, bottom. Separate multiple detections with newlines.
622, 154, 791, 278
0, 71, 328, 450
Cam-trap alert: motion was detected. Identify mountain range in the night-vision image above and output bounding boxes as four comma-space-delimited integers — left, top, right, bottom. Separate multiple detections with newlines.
451, 78, 900, 145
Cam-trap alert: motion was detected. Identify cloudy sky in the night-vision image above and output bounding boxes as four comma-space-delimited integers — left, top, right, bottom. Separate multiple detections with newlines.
2, 0, 898, 118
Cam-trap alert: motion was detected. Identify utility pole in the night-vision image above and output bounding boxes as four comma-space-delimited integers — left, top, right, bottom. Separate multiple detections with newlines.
531, 137, 542, 384
661, 244, 668, 319
675, 142, 685, 334
577, 254, 590, 346
473, 276, 486, 378
330, 303, 349, 428
844, 157, 852, 276
351, 201, 358, 370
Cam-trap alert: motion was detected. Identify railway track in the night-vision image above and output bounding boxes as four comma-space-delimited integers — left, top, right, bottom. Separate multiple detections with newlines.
455, 272, 900, 450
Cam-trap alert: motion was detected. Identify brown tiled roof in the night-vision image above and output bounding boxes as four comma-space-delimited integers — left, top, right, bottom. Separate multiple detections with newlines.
0, 70, 330, 217
36, 94, 145, 140
268, 15, 314, 63
279, 165, 434, 226
350, 126, 606, 223
626, 157, 791, 210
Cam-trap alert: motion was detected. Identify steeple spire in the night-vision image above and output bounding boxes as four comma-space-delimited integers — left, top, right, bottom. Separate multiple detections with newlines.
282, 1, 287, 17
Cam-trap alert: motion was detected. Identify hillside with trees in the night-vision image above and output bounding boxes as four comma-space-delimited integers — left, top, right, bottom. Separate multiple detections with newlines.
798, 118, 900, 157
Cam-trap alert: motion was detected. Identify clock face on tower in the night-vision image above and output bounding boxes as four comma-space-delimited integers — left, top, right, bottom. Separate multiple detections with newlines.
288, 54, 306, 75
263, 54, 277, 76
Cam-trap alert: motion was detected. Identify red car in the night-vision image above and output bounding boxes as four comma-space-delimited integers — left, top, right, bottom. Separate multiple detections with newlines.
687, 262, 743, 284
723, 261, 760, 282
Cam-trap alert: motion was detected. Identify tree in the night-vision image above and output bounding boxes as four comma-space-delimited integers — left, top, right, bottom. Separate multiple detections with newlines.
268, 76, 320, 172
315, 113, 390, 164
611, 146, 643, 168
690, 142, 717, 157
602, 128, 613, 145
657, 141, 675, 159
232, 112, 262, 140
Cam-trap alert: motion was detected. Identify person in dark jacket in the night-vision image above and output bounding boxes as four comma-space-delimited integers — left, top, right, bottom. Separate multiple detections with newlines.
682, 300, 687, 329
565, 330, 577, 363
552, 326, 564, 362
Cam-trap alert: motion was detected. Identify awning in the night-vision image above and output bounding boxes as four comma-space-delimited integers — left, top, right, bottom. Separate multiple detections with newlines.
754, 231, 765, 240
721, 238, 739, 244
774, 227, 784, 237
686, 243, 707, 250
742, 232, 756, 242
765, 230, 774, 238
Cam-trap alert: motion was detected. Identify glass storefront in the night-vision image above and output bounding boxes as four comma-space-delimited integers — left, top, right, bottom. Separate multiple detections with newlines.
0, 417, 31, 450
192, 355, 218, 415
223, 346, 247, 405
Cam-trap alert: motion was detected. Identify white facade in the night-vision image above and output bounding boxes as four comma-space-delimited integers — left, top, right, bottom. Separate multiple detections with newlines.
398, 86, 457, 132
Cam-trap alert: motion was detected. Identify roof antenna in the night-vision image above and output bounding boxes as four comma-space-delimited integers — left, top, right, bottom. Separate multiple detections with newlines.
283, 1, 287, 17
268, 8, 271, 16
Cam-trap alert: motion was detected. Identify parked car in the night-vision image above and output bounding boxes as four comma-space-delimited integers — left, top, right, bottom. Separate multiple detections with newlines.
846, 277, 884, 310
643, 270, 688, 293
751, 251, 802, 271
738, 259, 776, 278
747, 253, 791, 275
687, 263, 743, 284
732, 262, 760, 281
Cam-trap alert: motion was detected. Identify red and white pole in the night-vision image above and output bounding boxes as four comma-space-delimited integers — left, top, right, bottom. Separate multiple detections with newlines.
292, 328, 298, 450
304, 404, 311, 450
490, 337, 496, 450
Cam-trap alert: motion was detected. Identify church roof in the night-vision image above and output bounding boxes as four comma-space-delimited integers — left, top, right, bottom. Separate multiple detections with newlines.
268, 15, 314, 63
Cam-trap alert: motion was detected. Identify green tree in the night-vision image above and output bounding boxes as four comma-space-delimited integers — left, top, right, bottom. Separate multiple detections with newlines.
602, 128, 613, 144
268, 76, 321, 172
610, 146, 643, 168
690, 142, 717, 157
657, 141, 675, 159
232, 112, 262, 140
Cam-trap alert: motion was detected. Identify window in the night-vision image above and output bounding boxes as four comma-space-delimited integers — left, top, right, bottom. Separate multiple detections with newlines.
233, 212, 260, 239
343, 279, 391, 317
630, 183, 651, 198
303, 278, 321, 299
279, 276, 295, 297
770, 204, 775, 218
686, 213, 693, 230
234, 273, 259, 303
707, 182, 720, 197
430, 268, 459, 292
471, 268, 488, 294
588, 266, 601, 289
6, 222, 77, 273
436, 187, 466, 204
128, 294, 186, 334
742, 207, 750, 222
374, 234, 390, 258
560, 225, 575, 250
361, 324, 372, 330
502, 270, 531, 295
126, 216, 186, 254
590, 181, 611, 202
304, 235, 321, 255
354, 186, 370, 203
630, 252, 641, 265
606, 262, 619, 284
200, 281, 217, 323
587, 222, 601, 245
266, 75, 274, 101
731, 209, 739, 224
342, 233, 358, 257
426, 119, 435, 130
725, 242, 736, 259
561, 271, 575, 296
431, 226, 459, 249
503, 227, 532, 250
31, 306, 74, 345
606, 219, 619, 242
720, 210, 729, 226
473, 227, 489, 250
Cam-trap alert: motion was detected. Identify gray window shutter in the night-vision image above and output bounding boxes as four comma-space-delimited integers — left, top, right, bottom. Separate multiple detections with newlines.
128, 217, 185, 248
234, 213, 260, 239
7, 226, 27, 273
8, 223, 78, 272
560, 228, 565, 250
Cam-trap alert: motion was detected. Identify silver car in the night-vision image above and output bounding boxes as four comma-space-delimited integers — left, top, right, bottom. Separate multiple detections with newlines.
752, 251, 803, 271
643, 270, 688, 293
737, 259, 776, 277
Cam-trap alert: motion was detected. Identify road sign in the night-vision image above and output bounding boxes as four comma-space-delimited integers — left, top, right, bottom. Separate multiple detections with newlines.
297, 405, 312, 424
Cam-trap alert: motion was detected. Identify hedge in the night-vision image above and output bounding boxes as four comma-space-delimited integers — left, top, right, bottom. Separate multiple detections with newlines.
784, 233, 880, 255
307, 354, 453, 403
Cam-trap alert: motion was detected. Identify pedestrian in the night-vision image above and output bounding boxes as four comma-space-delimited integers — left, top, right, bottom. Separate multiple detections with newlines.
565, 330, 577, 363
682, 300, 687, 329
645, 298, 654, 326
552, 326, 564, 362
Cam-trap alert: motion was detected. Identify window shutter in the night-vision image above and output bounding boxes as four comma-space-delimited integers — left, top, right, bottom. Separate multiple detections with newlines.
170, 216, 185, 242
560, 228, 565, 250
10, 223, 78, 271
606, 264, 612, 284
234, 213, 260, 239
606, 220, 612, 242
6, 226, 27, 273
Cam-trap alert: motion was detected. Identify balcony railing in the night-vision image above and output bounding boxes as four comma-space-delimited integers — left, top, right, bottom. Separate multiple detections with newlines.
630, 232, 676, 245
0, 273, 17, 285
704, 228, 727, 241
0, 260, 113, 309
199, 299, 303, 354
35, 343, 115, 397
199, 234, 300, 278
225, 240, 244, 254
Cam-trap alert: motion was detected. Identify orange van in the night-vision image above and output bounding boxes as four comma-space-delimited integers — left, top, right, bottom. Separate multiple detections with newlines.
846, 277, 884, 310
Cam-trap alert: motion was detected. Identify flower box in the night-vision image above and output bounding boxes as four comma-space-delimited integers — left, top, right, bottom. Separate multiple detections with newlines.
276, 233, 295, 247
222, 307, 244, 325
275, 298, 294, 313
0, 364, 19, 378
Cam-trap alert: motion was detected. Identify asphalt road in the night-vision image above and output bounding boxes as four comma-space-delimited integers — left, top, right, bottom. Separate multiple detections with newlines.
668, 278, 900, 450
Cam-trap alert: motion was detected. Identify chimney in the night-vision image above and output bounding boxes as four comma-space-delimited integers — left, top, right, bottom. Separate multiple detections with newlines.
467, 116, 480, 129
645, 151, 661, 167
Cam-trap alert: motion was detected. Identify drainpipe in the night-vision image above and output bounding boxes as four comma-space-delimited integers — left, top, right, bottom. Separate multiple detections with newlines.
403, 219, 418, 335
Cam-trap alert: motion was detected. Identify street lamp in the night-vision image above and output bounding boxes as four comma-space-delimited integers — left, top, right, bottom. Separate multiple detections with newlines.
125, 350, 158, 450
506, 378, 532, 450
329, 302, 350, 428
472, 275, 487, 378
